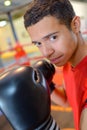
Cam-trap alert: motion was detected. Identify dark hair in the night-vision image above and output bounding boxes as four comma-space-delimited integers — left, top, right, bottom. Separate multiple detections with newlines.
24, 0, 76, 29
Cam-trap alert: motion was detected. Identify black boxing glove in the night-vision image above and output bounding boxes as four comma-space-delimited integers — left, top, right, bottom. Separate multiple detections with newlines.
0, 66, 60, 130
33, 59, 55, 93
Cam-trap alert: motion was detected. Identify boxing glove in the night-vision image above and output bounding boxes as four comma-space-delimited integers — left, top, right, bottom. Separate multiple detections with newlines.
33, 59, 55, 93
0, 66, 60, 130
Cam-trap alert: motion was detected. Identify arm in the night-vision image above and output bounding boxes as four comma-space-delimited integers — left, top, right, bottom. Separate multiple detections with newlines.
80, 89, 87, 130
50, 66, 69, 107
80, 108, 87, 130
51, 83, 69, 107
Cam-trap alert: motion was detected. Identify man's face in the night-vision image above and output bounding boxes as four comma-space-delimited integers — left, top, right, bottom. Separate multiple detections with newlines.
27, 16, 78, 67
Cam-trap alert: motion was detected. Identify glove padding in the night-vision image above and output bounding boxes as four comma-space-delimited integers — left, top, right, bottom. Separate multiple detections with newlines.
33, 59, 55, 93
0, 66, 50, 130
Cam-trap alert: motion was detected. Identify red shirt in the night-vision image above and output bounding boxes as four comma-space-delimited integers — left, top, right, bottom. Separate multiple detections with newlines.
63, 56, 87, 130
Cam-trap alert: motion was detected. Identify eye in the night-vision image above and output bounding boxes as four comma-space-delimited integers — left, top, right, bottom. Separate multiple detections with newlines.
50, 35, 57, 42
33, 42, 41, 47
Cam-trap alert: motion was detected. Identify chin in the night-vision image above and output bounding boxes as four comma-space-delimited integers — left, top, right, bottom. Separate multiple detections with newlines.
55, 61, 67, 67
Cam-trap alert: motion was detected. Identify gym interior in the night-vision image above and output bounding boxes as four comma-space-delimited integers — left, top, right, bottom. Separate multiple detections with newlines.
0, 0, 87, 130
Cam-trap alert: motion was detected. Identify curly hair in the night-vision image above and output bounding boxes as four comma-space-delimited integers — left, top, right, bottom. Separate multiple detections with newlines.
24, 0, 76, 30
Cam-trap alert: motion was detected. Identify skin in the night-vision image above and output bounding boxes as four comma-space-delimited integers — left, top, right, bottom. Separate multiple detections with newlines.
80, 108, 87, 130
27, 15, 87, 130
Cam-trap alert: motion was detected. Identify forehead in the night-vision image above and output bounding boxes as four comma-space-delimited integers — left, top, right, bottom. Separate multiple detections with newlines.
27, 16, 62, 40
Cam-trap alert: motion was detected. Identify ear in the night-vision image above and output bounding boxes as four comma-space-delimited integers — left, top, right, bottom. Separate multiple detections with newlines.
71, 16, 81, 33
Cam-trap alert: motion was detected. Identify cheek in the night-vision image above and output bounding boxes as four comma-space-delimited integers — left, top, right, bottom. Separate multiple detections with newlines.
52, 39, 68, 53
53, 35, 77, 55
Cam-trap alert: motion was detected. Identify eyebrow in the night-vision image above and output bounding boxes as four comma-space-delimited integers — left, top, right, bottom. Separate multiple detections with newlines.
32, 31, 58, 44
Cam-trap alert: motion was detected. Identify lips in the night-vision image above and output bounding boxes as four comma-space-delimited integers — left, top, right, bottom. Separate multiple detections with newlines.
50, 55, 64, 64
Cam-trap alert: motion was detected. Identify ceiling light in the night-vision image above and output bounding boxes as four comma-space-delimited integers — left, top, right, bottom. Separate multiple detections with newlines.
4, 0, 11, 6
0, 21, 7, 27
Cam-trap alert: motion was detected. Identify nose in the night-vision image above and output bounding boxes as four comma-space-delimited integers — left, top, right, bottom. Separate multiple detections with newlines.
40, 44, 54, 58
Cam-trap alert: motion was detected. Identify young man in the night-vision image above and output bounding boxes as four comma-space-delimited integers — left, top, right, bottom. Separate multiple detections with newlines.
24, 0, 87, 130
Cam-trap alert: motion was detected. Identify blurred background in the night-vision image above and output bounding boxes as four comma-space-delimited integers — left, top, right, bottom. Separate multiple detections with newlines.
0, 0, 87, 130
